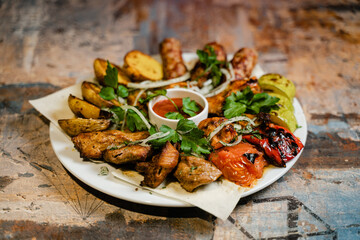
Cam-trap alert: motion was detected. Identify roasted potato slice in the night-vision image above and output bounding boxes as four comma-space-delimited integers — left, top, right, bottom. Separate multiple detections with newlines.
93, 58, 130, 86
58, 118, 111, 137
123, 50, 163, 82
68, 94, 101, 119
81, 81, 120, 108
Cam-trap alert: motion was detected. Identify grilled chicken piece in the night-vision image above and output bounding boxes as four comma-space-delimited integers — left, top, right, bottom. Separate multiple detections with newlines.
231, 48, 258, 80
198, 117, 237, 149
72, 130, 150, 159
190, 42, 227, 88
174, 155, 222, 192
103, 145, 151, 165
135, 141, 179, 188
207, 77, 262, 116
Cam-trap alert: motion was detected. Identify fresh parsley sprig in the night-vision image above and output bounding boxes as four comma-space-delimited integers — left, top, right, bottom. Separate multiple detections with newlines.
165, 97, 200, 119
223, 86, 280, 119
102, 106, 148, 132
182, 97, 200, 117
165, 112, 185, 120
149, 119, 211, 156
196, 46, 226, 87
99, 61, 129, 100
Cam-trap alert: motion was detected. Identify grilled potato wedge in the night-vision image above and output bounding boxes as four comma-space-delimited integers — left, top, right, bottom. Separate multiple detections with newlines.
93, 58, 130, 86
81, 81, 120, 108
123, 50, 163, 82
58, 118, 111, 137
68, 94, 101, 119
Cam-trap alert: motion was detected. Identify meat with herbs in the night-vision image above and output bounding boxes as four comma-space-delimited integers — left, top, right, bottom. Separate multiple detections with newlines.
198, 117, 237, 149
103, 145, 151, 165
190, 42, 227, 88
135, 141, 179, 188
174, 155, 222, 192
207, 77, 261, 116
209, 142, 268, 187
72, 130, 150, 159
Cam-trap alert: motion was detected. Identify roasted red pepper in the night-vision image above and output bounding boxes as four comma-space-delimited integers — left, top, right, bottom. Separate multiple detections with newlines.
243, 124, 304, 167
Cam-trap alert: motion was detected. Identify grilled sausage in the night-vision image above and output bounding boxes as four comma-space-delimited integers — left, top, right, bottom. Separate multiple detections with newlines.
159, 38, 187, 79
231, 48, 258, 80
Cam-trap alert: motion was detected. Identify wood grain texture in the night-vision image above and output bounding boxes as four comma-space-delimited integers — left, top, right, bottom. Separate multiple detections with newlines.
0, 0, 359, 239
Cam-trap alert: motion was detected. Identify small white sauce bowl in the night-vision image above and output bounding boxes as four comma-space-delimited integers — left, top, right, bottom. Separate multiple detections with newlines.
148, 88, 209, 129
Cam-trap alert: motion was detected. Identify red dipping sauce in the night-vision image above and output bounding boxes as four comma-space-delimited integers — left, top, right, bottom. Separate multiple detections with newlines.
153, 98, 203, 118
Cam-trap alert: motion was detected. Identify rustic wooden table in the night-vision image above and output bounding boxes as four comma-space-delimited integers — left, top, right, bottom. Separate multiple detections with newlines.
1, 0, 359, 239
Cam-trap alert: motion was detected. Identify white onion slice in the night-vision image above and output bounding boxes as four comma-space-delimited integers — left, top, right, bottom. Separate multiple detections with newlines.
117, 96, 126, 105
127, 72, 190, 89
228, 62, 235, 81
133, 89, 146, 106
219, 135, 242, 147
138, 131, 170, 146
107, 131, 170, 149
121, 105, 151, 130
207, 116, 255, 141
204, 68, 231, 97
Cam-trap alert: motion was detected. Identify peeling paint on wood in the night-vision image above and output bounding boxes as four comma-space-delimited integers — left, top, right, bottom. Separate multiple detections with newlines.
0, 0, 359, 239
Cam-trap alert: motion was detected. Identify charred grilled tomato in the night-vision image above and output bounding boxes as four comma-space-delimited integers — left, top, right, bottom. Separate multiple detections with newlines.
209, 142, 268, 187
243, 123, 304, 167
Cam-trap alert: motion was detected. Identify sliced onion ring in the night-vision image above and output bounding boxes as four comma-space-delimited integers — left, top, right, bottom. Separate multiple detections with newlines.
207, 116, 255, 141
219, 135, 242, 147
127, 72, 190, 89
204, 68, 231, 97
133, 89, 146, 106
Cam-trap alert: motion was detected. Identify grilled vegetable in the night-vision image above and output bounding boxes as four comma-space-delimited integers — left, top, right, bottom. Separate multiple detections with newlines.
243, 123, 304, 167
68, 94, 102, 119
81, 81, 120, 108
258, 74, 296, 101
123, 50, 163, 82
58, 118, 111, 137
209, 142, 267, 187
93, 58, 130, 86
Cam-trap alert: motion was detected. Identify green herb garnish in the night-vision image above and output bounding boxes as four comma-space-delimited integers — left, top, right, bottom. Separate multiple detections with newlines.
196, 46, 225, 87
223, 86, 280, 118
98, 166, 109, 176
139, 89, 167, 104
149, 119, 211, 156
99, 61, 128, 100
126, 109, 148, 132
165, 112, 185, 120
190, 166, 198, 172
139, 89, 180, 113
182, 97, 200, 117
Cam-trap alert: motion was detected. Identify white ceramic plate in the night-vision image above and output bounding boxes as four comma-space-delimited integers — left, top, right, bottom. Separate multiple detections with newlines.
49, 53, 307, 207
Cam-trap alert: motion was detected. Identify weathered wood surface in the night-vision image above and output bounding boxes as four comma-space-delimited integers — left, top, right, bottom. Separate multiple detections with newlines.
0, 0, 359, 239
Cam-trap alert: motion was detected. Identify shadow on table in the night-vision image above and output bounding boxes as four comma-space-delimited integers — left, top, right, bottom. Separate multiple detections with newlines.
64, 168, 215, 221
